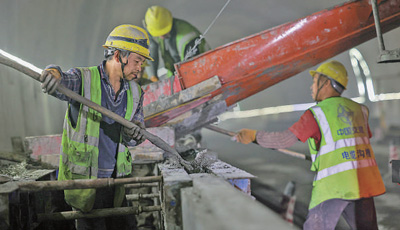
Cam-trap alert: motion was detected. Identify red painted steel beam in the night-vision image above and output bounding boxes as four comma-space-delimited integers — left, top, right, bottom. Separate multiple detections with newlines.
175, 0, 400, 107
145, 0, 400, 128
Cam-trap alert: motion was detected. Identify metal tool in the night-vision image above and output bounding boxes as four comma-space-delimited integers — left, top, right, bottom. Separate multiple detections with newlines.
205, 124, 311, 161
0, 50, 193, 171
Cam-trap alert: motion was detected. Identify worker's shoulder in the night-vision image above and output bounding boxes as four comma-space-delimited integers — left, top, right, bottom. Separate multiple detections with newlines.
174, 18, 200, 30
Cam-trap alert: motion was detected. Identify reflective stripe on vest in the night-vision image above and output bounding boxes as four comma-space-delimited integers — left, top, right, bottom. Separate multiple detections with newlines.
60, 67, 101, 177
311, 106, 371, 162
115, 80, 141, 177
315, 158, 377, 181
177, 31, 198, 60
62, 69, 140, 178
307, 97, 385, 209
311, 106, 374, 180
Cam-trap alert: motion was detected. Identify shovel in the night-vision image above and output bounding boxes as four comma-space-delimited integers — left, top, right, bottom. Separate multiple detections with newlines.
0, 50, 194, 171
205, 124, 311, 161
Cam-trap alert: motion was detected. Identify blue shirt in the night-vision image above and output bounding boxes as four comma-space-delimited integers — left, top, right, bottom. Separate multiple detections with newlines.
48, 61, 144, 178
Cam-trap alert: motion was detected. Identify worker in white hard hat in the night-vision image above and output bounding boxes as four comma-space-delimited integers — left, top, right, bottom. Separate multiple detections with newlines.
143, 5, 211, 82
39, 24, 153, 229
234, 60, 385, 230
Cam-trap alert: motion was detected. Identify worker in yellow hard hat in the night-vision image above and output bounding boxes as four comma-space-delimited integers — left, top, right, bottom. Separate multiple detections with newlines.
234, 60, 385, 230
143, 5, 211, 82
39, 24, 153, 229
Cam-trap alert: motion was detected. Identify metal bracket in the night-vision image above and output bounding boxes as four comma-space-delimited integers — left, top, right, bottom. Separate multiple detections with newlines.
392, 160, 400, 183
371, 0, 400, 63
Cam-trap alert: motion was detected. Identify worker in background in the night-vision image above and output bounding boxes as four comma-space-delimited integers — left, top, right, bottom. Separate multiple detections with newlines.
39, 24, 153, 230
143, 5, 211, 82
234, 60, 385, 230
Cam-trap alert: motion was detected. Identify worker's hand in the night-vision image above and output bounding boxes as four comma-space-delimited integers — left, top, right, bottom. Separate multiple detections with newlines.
39, 68, 61, 94
235, 129, 257, 144
150, 75, 159, 82
123, 121, 146, 145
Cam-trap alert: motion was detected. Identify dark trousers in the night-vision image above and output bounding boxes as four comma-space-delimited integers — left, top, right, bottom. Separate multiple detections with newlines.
74, 186, 137, 230
303, 198, 378, 230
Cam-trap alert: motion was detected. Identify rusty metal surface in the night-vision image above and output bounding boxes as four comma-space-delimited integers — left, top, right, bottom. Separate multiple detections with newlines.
141, 0, 400, 129
25, 135, 62, 161
142, 76, 183, 107
174, 0, 400, 107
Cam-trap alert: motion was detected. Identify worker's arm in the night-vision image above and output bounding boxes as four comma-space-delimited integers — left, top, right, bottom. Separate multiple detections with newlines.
40, 65, 82, 102
235, 110, 321, 149
255, 130, 298, 149
288, 110, 321, 146
145, 35, 160, 81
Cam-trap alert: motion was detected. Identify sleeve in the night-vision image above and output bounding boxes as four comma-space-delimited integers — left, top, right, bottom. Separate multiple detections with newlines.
145, 36, 159, 78
255, 129, 299, 149
289, 110, 321, 144
46, 64, 82, 102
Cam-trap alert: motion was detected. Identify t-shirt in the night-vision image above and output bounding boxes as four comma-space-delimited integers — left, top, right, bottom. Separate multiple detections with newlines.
289, 110, 321, 149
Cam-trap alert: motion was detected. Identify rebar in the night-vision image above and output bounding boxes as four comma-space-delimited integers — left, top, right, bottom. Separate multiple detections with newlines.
17, 176, 162, 192
125, 182, 159, 189
37, 205, 162, 221
126, 193, 160, 201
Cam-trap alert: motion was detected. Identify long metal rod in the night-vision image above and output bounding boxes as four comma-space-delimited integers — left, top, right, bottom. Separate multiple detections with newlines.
371, 0, 386, 52
126, 193, 160, 201
0, 52, 193, 171
16, 176, 162, 192
205, 125, 311, 161
125, 182, 159, 189
37, 205, 162, 221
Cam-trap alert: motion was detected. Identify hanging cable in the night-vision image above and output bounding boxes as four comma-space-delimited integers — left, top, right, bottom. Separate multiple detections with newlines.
183, 0, 231, 61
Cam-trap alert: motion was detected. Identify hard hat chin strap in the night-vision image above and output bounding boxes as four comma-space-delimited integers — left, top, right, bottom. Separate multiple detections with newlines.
315, 75, 329, 103
118, 54, 129, 80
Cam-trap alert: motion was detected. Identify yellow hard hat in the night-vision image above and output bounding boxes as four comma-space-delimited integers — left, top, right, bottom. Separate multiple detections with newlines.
309, 60, 348, 89
103, 24, 154, 61
145, 6, 173, 37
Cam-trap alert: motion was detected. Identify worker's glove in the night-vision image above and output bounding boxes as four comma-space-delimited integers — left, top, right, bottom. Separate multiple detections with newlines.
150, 75, 159, 82
39, 68, 61, 94
235, 129, 257, 144
123, 121, 146, 145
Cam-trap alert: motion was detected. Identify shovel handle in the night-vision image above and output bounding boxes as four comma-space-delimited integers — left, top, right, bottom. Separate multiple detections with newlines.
205, 124, 311, 161
0, 54, 193, 171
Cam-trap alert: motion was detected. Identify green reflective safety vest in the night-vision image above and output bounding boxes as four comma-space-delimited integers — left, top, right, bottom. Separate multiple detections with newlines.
307, 97, 385, 209
57, 66, 141, 212
156, 18, 211, 77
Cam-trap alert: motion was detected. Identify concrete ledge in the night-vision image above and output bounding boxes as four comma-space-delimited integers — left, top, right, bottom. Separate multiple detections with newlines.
181, 174, 300, 230
158, 163, 192, 230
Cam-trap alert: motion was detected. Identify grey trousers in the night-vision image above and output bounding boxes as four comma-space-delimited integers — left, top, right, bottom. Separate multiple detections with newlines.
303, 198, 378, 230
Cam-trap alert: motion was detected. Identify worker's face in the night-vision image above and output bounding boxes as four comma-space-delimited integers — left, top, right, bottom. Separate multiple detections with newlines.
311, 75, 318, 100
121, 52, 146, 81
159, 32, 171, 39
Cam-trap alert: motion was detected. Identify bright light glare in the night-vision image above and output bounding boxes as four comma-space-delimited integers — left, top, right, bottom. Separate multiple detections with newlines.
0, 49, 42, 74
219, 48, 400, 121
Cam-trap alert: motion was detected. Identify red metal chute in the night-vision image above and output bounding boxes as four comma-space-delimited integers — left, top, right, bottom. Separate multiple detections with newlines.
144, 0, 400, 129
